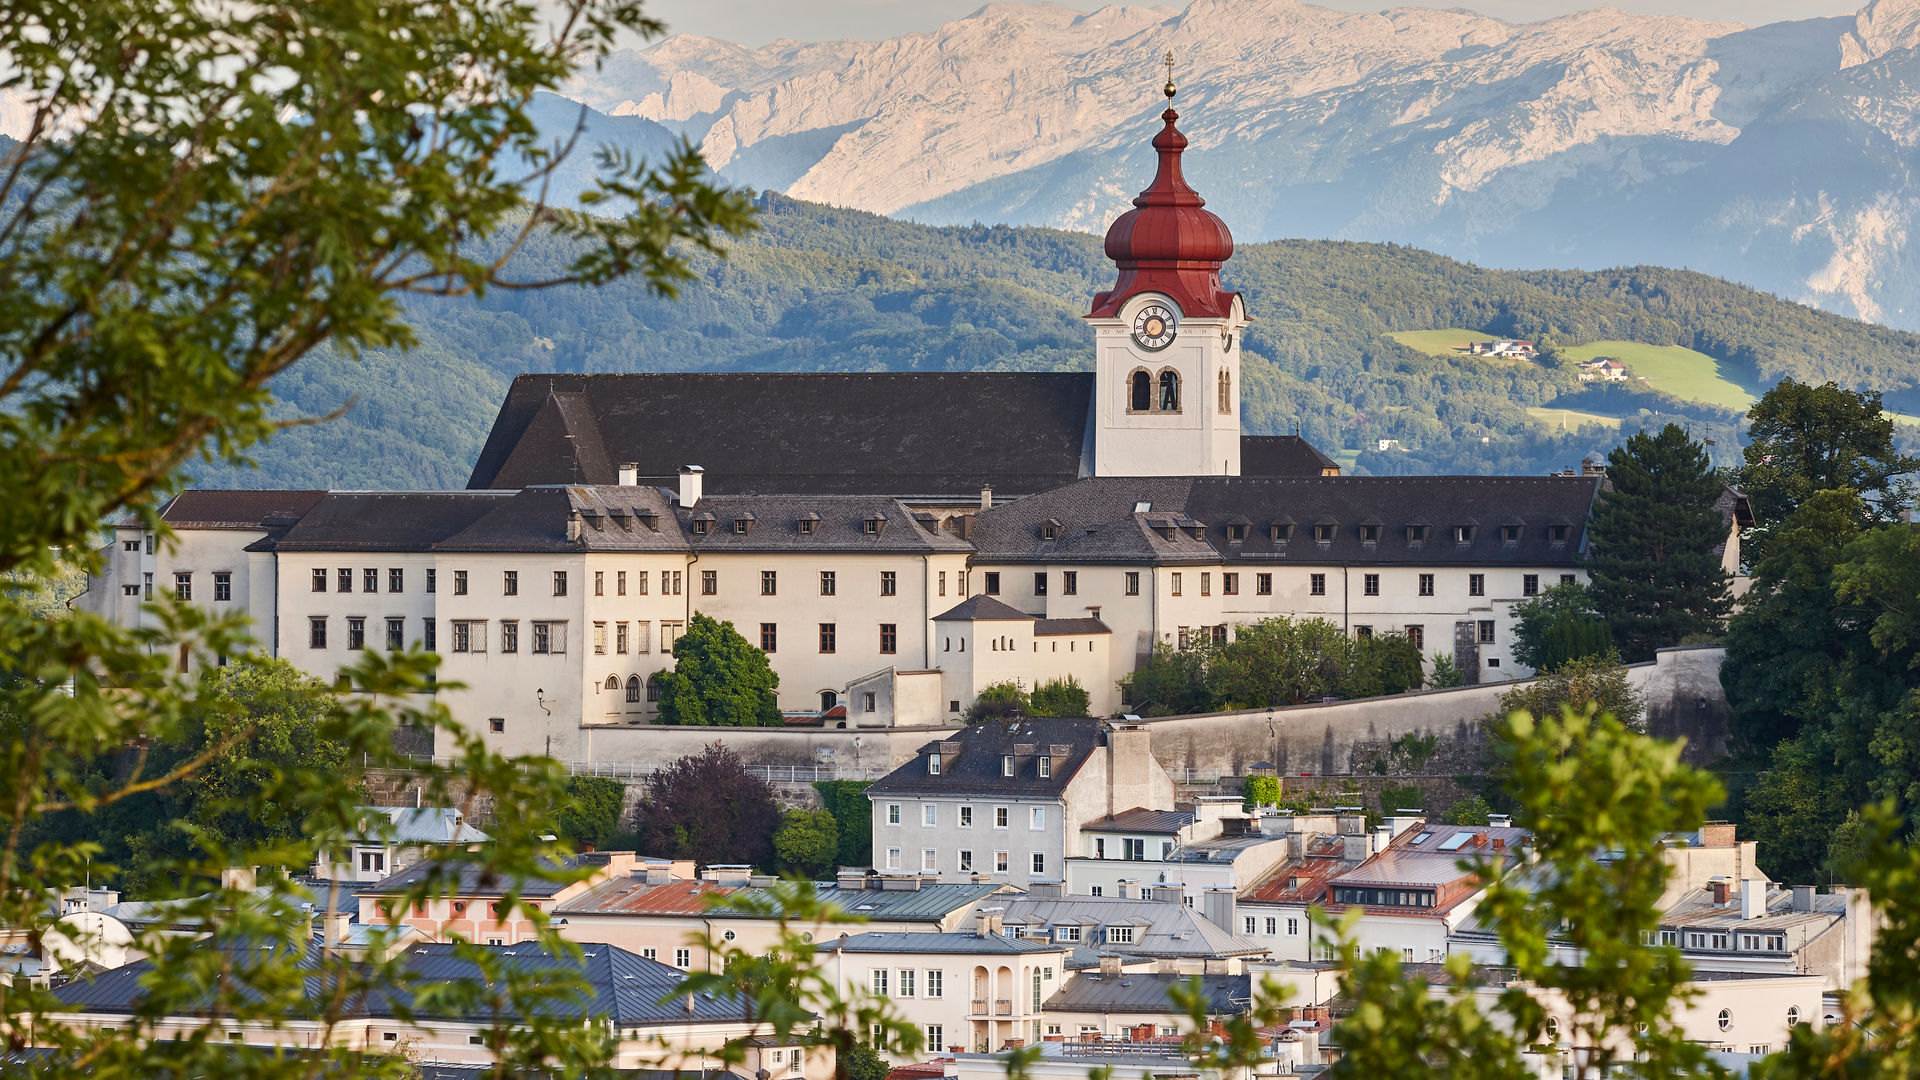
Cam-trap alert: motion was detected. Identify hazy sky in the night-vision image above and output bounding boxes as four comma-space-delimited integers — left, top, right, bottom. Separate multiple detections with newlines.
640, 0, 1863, 46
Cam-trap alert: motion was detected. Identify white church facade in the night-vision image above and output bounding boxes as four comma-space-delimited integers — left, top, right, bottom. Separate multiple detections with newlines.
74, 86, 1663, 760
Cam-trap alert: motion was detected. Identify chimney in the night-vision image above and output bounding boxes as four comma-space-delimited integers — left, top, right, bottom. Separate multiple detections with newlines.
980, 486, 993, 510
221, 866, 256, 893
1488, 814, 1512, 828
1373, 825, 1392, 853
645, 863, 675, 885
1098, 956, 1123, 975
1342, 834, 1370, 863
1791, 885, 1816, 913
678, 465, 704, 507
1708, 877, 1731, 905
618, 462, 639, 486
837, 867, 869, 891
1740, 878, 1766, 920
975, 909, 1004, 938
1202, 887, 1236, 934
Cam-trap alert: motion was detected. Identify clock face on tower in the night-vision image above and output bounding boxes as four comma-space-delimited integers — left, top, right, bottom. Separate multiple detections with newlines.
1131, 302, 1178, 351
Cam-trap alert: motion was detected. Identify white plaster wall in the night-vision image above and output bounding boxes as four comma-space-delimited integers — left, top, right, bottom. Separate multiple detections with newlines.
872, 794, 1066, 884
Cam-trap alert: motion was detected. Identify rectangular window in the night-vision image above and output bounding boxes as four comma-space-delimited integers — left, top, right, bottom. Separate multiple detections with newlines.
1407, 625, 1424, 650
820, 571, 836, 596
1107, 926, 1134, 945
499, 620, 518, 654
1288, 918, 1300, 935
635, 621, 651, 653
143, 572, 152, 599
1257, 572, 1272, 595
958, 849, 973, 872
616, 622, 629, 654
1523, 573, 1540, 597
959, 806, 973, 828
636, 570, 649, 595
1033, 572, 1047, 596
213, 572, 232, 602
1479, 620, 1496, 644
762, 570, 777, 596
309, 617, 327, 649
313, 568, 327, 593
1310, 573, 1326, 596
346, 617, 365, 651
388, 568, 404, 593
995, 807, 1009, 828
761, 623, 777, 653
1561, 573, 1577, 586
617, 570, 627, 596
386, 618, 404, 651
1364, 573, 1380, 596
423, 619, 436, 651
1223, 572, 1238, 595
451, 621, 486, 653
1355, 625, 1372, 639
532, 621, 565, 654
593, 621, 608, 654
174, 572, 192, 601
670, 570, 683, 595
338, 568, 352, 592
818, 623, 836, 653
938, 570, 947, 597
701, 570, 717, 595
881, 571, 897, 596
995, 851, 1009, 872
925, 1025, 943, 1053
1038, 756, 1051, 778
503, 570, 518, 596
926, 970, 943, 999
553, 570, 568, 597
921, 848, 937, 871
899, 969, 916, 997
1030, 807, 1045, 830
879, 623, 897, 654
675, 948, 690, 970
426, 569, 436, 594
454, 570, 468, 595
1032, 852, 1045, 875
1170, 572, 1182, 596
1419, 573, 1435, 597
886, 803, 901, 826
363, 568, 378, 593
1061, 570, 1078, 596
984, 572, 1000, 595
923, 804, 937, 827
886, 847, 901, 869
872, 970, 889, 997
1201, 572, 1210, 596
1469, 573, 1485, 597
1002, 755, 1014, 777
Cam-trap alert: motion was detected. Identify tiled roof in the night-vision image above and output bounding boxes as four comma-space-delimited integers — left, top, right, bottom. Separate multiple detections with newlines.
1239, 842, 1353, 905
1240, 436, 1339, 477
1035, 617, 1110, 636
156, 489, 326, 529
359, 853, 618, 899
554, 879, 1008, 924
932, 596, 1037, 622
553, 877, 728, 916
675, 494, 971, 554
1083, 809, 1194, 835
266, 492, 512, 552
1044, 971, 1248, 1014
467, 373, 1099, 497
969, 475, 1600, 566
822, 931, 1066, 956
865, 718, 1107, 799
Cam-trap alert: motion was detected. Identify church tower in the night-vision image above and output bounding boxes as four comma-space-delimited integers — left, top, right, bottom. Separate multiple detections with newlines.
1088, 59, 1247, 478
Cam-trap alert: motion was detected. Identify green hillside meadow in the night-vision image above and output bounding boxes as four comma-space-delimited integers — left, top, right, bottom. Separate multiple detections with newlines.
187, 194, 1920, 491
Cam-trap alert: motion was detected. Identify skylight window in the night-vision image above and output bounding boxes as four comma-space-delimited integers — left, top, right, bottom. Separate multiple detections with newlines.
1134, 501, 1152, 513
1437, 832, 1472, 851
1409, 832, 1433, 846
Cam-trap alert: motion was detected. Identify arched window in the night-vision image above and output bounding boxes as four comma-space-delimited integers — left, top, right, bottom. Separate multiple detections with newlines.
1218, 368, 1231, 413
604, 675, 620, 691
1159, 370, 1180, 411
625, 675, 641, 703
1130, 370, 1152, 412
820, 690, 838, 712
646, 676, 662, 703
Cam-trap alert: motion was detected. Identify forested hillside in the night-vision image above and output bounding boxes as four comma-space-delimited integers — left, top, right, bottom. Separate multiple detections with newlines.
191, 194, 1920, 491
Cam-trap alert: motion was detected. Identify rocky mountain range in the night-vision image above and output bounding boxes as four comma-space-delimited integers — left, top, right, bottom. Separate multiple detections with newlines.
554, 0, 1920, 329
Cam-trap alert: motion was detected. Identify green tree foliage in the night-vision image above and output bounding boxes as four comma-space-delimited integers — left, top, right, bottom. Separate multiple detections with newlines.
1585, 424, 1734, 660
1427, 652, 1465, 688
1494, 654, 1647, 734
652, 613, 781, 726
631, 745, 781, 869
1123, 620, 1425, 715
812, 781, 873, 870
1731, 379, 1919, 551
1242, 775, 1283, 811
773, 808, 839, 878
1510, 582, 1614, 672
1443, 794, 1492, 825
1328, 704, 1724, 1080
1028, 676, 1092, 717
1119, 643, 1219, 717
1378, 784, 1426, 816
1344, 633, 1426, 699
553, 776, 627, 850
963, 681, 1029, 723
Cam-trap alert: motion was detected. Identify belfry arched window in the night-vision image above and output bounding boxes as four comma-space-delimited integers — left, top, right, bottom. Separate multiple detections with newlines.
604, 675, 620, 691
1218, 368, 1231, 414
1159, 370, 1180, 411
1130, 370, 1152, 412
625, 675, 641, 703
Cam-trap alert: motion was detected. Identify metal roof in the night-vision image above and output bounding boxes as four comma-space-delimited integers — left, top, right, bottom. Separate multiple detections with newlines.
1082, 809, 1194, 835
554, 879, 1008, 924
821, 931, 1067, 956
1044, 972, 1248, 1015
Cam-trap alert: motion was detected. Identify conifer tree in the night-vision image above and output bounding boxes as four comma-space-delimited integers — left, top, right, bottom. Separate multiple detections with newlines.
1585, 424, 1733, 661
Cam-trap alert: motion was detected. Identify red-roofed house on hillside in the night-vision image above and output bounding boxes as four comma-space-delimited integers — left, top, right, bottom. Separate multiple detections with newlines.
1307, 820, 1527, 963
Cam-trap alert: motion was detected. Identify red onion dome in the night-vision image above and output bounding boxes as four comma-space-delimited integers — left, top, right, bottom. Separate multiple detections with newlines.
1089, 102, 1240, 320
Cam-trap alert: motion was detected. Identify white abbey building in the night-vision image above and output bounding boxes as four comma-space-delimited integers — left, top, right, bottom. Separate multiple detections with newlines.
75, 89, 1697, 759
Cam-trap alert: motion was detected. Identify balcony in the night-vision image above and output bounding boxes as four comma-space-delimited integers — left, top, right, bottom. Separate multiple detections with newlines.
995, 999, 1013, 1016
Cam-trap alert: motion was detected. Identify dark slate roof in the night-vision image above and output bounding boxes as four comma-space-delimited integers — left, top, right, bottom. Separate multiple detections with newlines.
359, 853, 621, 899
1082, 809, 1194, 835
1044, 971, 1248, 1014
865, 718, 1109, 799
821, 931, 1066, 956
265, 492, 512, 552
157, 489, 327, 529
969, 475, 1599, 566
466, 373, 1098, 498
932, 595, 1038, 622
1035, 617, 1110, 636
1241, 436, 1339, 477
672, 494, 971, 554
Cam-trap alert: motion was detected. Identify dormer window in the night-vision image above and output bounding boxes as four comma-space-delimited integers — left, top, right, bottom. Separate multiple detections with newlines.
1042, 518, 1063, 541
1359, 524, 1381, 543
1407, 524, 1430, 543
1453, 525, 1476, 544
1039, 756, 1051, 778
1226, 523, 1248, 542
1270, 523, 1294, 542
1002, 755, 1014, 777
864, 514, 887, 536
797, 517, 817, 535
928, 755, 942, 776
691, 518, 713, 536
1499, 524, 1522, 543
1314, 523, 1336, 543
732, 517, 751, 535
637, 509, 659, 531
1547, 524, 1570, 542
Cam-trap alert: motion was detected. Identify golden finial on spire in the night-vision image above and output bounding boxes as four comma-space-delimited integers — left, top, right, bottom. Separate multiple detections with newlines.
1163, 50, 1177, 100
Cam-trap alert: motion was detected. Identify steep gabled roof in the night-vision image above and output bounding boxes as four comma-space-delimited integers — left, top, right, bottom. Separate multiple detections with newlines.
865, 718, 1107, 799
